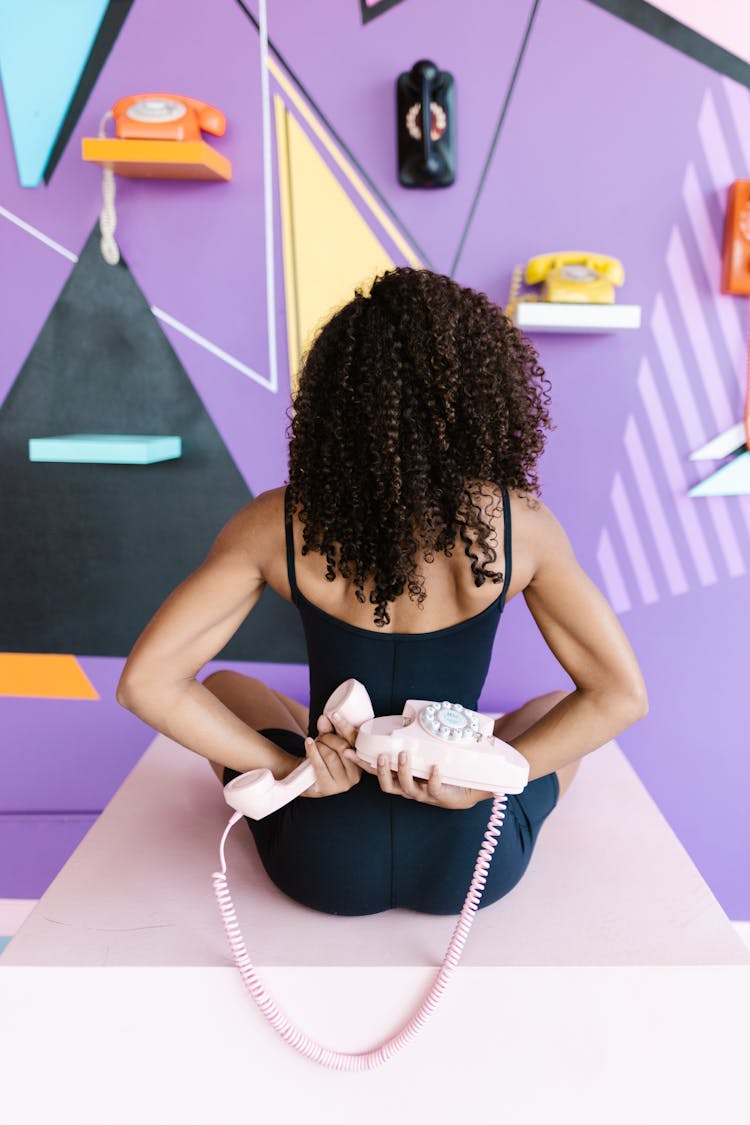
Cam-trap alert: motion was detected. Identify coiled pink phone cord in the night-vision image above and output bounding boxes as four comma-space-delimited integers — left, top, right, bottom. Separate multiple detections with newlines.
211, 792, 506, 1070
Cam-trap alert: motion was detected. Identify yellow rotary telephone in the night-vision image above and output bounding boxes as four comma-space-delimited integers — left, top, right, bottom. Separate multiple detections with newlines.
524, 251, 625, 304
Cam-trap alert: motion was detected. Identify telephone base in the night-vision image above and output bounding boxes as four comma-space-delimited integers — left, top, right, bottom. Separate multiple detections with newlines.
81, 137, 232, 181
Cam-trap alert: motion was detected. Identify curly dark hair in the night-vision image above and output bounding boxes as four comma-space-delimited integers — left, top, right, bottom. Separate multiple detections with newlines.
286, 267, 554, 626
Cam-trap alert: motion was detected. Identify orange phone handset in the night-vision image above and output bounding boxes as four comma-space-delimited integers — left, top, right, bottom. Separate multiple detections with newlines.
721, 180, 750, 297
111, 94, 226, 142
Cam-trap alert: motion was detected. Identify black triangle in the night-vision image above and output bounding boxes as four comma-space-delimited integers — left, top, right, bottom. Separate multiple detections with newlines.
359, 0, 408, 24
43, 0, 136, 184
0, 223, 306, 663
585, 0, 750, 89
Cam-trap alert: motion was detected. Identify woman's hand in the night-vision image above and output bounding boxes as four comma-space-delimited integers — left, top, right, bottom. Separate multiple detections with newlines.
315, 708, 359, 747
343, 748, 493, 810
299, 731, 363, 798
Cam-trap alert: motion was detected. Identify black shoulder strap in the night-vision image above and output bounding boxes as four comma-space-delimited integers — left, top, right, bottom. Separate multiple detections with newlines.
284, 487, 299, 604
499, 485, 512, 608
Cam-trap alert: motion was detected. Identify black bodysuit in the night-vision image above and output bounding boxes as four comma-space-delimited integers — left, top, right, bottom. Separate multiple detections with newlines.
223, 484, 559, 915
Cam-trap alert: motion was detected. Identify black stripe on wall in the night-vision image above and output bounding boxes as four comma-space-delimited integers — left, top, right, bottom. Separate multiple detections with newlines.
450, 0, 541, 274
360, 0, 409, 24
586, 0, 750, 90
233, 0, 433, 268
43, 0, 135, 184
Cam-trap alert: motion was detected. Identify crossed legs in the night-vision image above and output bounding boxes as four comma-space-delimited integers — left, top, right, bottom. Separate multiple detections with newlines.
200, 670, 309, 783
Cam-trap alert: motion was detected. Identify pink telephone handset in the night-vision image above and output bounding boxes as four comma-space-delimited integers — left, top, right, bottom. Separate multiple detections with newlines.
223, 679, 527, 818
213, 680, 529, 1070
222, 679, 376, 819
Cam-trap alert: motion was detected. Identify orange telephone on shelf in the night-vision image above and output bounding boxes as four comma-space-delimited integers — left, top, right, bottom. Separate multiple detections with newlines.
525, 251, 625, 304
111, 94, 226, 143
721, 180, 750, 296
720, 181, 750, 452
82, 92, 232, 265
82, 92, 232, 184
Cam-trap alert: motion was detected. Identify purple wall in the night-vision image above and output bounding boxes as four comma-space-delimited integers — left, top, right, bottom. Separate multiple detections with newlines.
1, 0, 748, 918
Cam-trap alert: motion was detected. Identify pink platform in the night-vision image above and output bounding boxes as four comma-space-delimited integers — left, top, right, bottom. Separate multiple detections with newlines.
1, 733, 748, 1124
3, 731, 747, 968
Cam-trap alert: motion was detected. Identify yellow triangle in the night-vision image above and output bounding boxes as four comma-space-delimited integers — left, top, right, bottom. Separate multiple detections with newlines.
274, 94, 400, 394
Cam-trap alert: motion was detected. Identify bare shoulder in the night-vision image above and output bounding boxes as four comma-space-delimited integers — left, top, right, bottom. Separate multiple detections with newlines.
507, 487, 568, 542
499, 486, 579, 600
209, 486, 286, 566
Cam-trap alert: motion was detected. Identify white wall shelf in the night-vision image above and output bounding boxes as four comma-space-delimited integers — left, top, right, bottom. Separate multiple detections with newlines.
512, 302, 642, 333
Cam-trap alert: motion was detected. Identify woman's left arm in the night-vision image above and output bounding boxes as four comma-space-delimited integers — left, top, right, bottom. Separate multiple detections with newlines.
504, 497, 649, 782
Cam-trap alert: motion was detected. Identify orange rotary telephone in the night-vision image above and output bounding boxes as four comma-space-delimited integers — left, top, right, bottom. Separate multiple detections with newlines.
721, 180, 750, 296
82, 92, 232, 265
721, 181, 750, 449
82, 92, 231, 183
687, 182, 750, 494
111, 94, 226, 143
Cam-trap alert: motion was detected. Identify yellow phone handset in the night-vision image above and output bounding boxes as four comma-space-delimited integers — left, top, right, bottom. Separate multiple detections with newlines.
524, 252, 625, 304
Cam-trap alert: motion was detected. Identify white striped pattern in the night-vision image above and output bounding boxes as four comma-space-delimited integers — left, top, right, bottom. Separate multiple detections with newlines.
0, 202, 274, 392
637, 358, 718, 587
623, 415, 689, 595
610, 473, 659, 604
596, 527, 631, 613
0, 203, 78, 261
597, 82, 750, 612
258, 0, 278, 394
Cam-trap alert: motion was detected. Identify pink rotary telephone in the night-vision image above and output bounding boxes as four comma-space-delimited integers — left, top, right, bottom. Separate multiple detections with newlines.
223, 678, 528, 819
212, 680, 529, 1071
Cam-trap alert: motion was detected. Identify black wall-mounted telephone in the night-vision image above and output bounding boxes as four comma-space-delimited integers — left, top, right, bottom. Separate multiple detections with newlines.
397, 59, 455, 188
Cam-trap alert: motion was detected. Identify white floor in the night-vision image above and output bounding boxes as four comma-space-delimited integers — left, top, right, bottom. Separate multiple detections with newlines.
2, 900, 746, 954
734, 921, 750, 951
6, 902, 749, 949
2, 898, 750, 954
0, 898, 37, 939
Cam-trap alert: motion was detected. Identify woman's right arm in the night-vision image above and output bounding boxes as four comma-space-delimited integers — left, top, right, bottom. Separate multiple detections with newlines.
116, 494, 298, 779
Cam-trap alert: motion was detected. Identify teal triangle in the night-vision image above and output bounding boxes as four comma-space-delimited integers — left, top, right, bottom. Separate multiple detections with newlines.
0, 0, 109, 187
689, 450, 750, 497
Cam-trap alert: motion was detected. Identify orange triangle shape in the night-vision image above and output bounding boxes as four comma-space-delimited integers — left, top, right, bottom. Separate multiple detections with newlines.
0, 653, 99, 699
